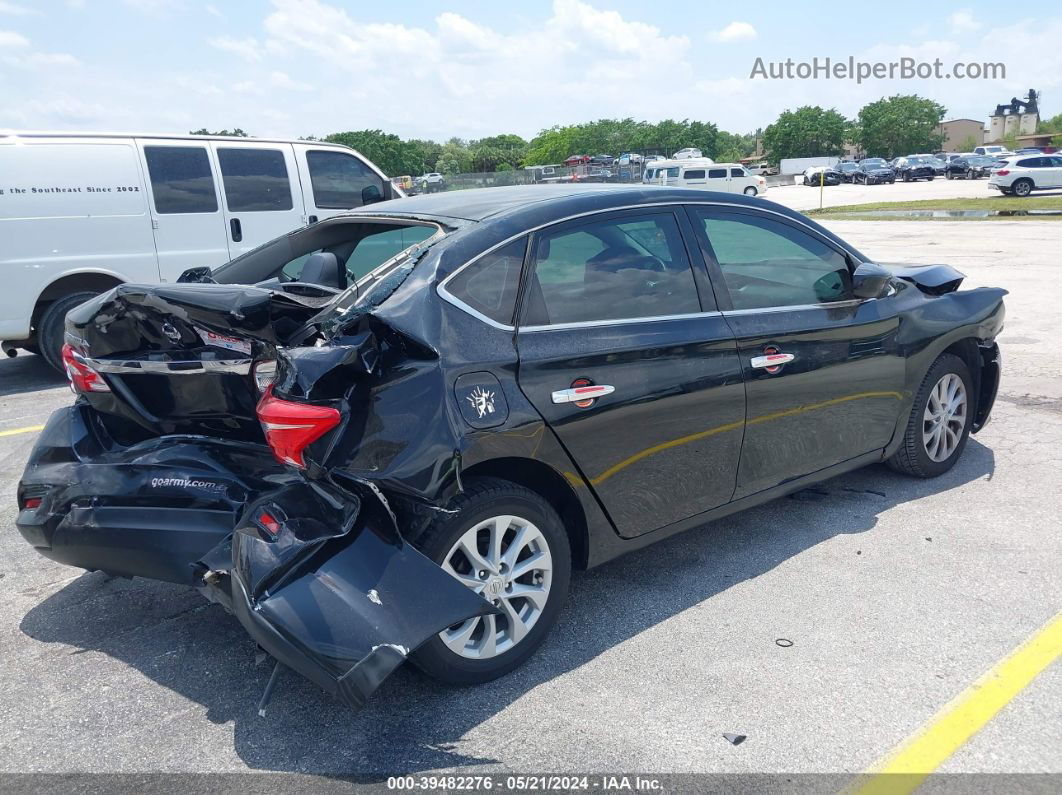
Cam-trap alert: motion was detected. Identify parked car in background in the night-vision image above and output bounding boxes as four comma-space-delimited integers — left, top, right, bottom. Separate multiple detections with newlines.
974, 145, 1011, 158
417, 172, 447, 193
672, 148, 703, 159
590, 154, 614, 166
17, 185, 1005, 714
646, 159, 766, 195
988, 154, 1062, 196
0, 131, 396, 370
802, 166, 841, 186
854, 158, 896, 184
1013, 148, 1042, 155
926, 156, 948, 175
564, 154, 591, 167
892, 156, 936, 182
836, 162, 860, 182
945, 155, 998, 180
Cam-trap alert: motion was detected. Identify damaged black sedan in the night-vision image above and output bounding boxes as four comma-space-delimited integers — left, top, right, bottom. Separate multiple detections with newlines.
16, 185, 1005, 712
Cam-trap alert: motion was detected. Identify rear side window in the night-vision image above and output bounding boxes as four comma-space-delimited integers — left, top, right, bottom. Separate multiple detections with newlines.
445, 237, 527, 326
708, 168, 727, 178
525, 212, 702, 326
1018, 157, 1046, 168
306, 150, 386, 209
144, 146, 218, 214
216, 148, 293, 211
683, 169, 705, 179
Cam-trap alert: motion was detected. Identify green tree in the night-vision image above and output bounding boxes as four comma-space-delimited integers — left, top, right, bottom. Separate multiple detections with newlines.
189, 128, 249, 136
853, 95, 946, 158
323, 130, 438, 176
958, 134, 979, 152
762, 106, 849, 162
1036, 112, 1062, 133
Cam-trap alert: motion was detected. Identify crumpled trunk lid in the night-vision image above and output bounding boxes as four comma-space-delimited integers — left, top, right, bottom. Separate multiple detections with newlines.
64, 283, 328, 439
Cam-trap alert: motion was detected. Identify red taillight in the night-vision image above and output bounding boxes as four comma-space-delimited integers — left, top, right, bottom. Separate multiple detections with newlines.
256, 386, 341, 468
61, 343, 110, 394
996, 169, 1009, 176
22, 497, 42, 510
257, 511, 282, 537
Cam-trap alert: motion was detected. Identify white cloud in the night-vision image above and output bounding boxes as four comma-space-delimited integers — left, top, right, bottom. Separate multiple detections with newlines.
949, 10, 980, 33
208, 35, 262, 62
0, 28, 29, 47
0, 2, 35, 15
708, 21, 757, 43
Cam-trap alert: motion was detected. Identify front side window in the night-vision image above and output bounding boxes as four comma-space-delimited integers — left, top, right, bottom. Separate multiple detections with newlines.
306, 150, 386, 209
694, 209, 852, 311
216, 148, 293, 212
730, 168, 745, 177
144, 146, 218, 214
524, 212, 702, 326
445, 237, 527, 326
708, 168, 727, 178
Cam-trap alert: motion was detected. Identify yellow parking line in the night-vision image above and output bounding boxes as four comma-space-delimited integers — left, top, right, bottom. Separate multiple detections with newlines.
853, 610, 1062, 795
0, 424, 45, 438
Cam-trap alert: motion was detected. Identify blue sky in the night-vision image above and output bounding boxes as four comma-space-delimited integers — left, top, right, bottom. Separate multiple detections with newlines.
1, 1, 1058, 140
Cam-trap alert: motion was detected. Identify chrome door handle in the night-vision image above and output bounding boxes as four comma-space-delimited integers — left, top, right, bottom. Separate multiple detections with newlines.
750, 352, 795, 369
551, 384, 615, 404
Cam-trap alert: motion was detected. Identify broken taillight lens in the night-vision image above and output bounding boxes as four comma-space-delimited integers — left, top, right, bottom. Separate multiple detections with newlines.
61, 343, 110, 394
256, 386, 341, 468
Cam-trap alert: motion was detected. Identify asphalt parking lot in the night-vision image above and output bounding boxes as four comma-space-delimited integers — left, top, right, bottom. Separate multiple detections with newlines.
1, 215, 1059, 781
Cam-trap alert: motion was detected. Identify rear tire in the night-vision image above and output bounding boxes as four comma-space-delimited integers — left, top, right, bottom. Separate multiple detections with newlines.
887, 353, 973, 478
38, 291, 99, 371
1012, 179, 1033, 197
410, 477, 571, 685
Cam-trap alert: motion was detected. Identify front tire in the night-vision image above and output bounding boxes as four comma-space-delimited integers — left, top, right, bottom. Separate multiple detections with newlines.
38, 291, 99, 371
410, 478, 571, 685
743, 186, 758, 196
887, 353, 973, 478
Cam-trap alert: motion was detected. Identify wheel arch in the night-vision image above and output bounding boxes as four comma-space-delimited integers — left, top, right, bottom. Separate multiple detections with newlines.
31, 271, 125, 331
461, 456, 590, 570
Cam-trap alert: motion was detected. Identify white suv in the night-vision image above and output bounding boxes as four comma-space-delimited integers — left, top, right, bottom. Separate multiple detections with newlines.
988, 155, 1062, 197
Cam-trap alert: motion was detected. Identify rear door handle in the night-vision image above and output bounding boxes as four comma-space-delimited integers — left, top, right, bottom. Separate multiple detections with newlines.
750, 352, 794, 369
551, 384, 615, 404
230, 218, 242, 242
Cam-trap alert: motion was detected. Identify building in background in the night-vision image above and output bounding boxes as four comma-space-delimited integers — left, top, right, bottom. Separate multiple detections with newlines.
937, 118, 986, 151
987, 90, 1040, 143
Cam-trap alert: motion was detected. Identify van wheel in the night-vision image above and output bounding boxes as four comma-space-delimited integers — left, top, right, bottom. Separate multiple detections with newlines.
743, 186, 758, 196
1011, 179, 1033, 197
38, 292, 98, 371
410, 477, 571, 685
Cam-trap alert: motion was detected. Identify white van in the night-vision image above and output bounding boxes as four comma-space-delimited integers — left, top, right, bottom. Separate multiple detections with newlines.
0, 131, 397, 368
642, 159, 767, 196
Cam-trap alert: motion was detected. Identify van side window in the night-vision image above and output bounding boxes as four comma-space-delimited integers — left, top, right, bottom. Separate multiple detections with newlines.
683, 169, 705, 179
445, 237, 527, 325
730, 168, 745, 177
216, 148, 293, 212
144, 146, 218, 214
708, 168, 727, 178
306, 151, 386, 209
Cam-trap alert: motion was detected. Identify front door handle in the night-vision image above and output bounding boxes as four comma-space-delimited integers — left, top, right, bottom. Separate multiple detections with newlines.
551, 384, 615, 404
750, 352, 795, 370
230, 218, 242, 242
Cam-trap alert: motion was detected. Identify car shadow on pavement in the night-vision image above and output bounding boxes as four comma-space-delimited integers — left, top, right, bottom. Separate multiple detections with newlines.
19, 439, 994, 776
0, 354, 66, 397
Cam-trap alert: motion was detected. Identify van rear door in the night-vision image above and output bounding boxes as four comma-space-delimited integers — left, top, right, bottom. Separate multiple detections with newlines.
294, 144, 393, 221
138, 140, 231, 281
210, 141, 305, 258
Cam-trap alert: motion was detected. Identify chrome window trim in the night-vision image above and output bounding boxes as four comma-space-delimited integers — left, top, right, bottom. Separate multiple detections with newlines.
521, 311, 723, 333
721, 299, 864, 316
435, 200, 866, 333
86, 357, 253, 375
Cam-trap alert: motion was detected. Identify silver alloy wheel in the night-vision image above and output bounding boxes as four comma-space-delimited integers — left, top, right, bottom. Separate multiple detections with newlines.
922, 373, 968, 462
438, 514, 553, 659
744, 186, 757, 196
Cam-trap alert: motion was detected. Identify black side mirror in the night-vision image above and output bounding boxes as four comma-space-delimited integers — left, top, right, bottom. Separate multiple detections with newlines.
361, 185, 384, 205
852, 262, 892, 300
176, 266, 215, 284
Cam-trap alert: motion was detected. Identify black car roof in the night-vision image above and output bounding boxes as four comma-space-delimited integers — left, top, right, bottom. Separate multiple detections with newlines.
351, 184, 781, 224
